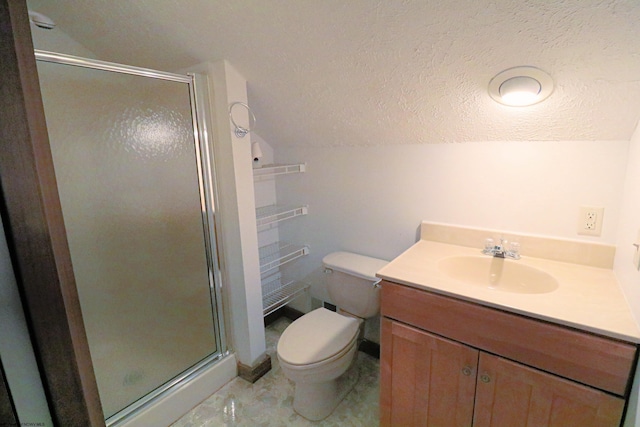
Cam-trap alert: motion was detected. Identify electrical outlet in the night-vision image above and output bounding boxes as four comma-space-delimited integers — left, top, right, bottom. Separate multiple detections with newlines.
585, 211, 597, 229
577, 206, 604, 236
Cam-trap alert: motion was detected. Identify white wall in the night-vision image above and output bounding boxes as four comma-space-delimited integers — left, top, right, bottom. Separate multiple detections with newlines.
29, 20, 96, 58
615, 121, 640, 427
615, 121, 640, 329
276, 140, 629, 302
0, 217, 52, 426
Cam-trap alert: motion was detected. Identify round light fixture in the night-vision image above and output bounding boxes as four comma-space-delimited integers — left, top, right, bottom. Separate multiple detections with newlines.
488, 66, 553, 107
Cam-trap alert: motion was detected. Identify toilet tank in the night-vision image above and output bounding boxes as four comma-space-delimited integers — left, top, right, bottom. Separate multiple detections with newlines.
322, 252, 389, 319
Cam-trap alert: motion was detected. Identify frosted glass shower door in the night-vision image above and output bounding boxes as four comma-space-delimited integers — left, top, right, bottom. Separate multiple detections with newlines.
36, 59, 221, 418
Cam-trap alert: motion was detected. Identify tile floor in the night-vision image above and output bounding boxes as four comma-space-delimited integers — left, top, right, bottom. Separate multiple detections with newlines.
171, 317, 380, 426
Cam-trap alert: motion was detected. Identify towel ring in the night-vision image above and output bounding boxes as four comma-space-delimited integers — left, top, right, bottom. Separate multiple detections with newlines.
229, 102, 256, 138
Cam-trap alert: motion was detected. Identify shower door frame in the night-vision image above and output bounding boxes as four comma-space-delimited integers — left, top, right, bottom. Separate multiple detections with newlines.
34, 51, 228, 425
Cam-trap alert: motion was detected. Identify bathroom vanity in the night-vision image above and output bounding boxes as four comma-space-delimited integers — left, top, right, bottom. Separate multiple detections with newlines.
376, 223, 640, 427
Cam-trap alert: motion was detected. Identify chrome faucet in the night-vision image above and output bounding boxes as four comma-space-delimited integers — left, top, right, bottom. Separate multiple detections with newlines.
482, 238, 520, 260
494, 239, 506, 258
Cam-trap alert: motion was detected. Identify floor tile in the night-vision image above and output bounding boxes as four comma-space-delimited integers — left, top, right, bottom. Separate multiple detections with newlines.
172, 318, 380, 426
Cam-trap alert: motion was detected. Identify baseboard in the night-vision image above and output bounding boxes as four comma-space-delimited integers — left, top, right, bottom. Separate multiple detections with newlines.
358, 339, 380, 359
263, 307, 284, 326
323, 301, 337, 312
282, 306, 305, 321
264, 305, 305, 326
237, 354, 272, 384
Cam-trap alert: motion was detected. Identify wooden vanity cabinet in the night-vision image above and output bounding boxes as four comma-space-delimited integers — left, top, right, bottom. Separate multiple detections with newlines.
474, 352, 625, 427
381, 320, 477, 426
380, 280, 638, 427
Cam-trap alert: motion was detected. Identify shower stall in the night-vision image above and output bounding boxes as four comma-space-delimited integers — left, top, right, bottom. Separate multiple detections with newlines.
34, 51, 227, 425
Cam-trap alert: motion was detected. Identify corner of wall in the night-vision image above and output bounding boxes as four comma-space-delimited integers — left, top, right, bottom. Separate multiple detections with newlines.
191, 60, 266, 368
30, 24, 98, 59
614, 121, 640, 325
614, 120, 640, 427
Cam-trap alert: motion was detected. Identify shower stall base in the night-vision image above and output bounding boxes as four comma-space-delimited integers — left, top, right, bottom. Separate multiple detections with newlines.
110, 353, 236, 427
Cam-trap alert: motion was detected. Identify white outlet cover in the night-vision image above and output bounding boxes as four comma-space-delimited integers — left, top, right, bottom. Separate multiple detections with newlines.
577, 206, 604, 236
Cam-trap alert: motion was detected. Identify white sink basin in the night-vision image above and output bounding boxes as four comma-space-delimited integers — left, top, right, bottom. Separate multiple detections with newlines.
437, 255, 559, 294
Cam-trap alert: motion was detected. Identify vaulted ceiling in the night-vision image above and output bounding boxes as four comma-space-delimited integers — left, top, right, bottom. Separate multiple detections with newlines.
26, 0, 640, 148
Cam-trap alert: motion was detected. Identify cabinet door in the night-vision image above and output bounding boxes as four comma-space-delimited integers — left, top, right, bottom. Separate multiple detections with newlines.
473, 353, 625, 427
381, 318, 478, 427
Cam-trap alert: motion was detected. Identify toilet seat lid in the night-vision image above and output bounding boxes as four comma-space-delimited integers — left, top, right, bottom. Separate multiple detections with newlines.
277, 308, 359, 366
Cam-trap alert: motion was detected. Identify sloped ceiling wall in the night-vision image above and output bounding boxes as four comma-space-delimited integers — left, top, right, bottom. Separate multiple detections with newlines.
27, 0, 640, 148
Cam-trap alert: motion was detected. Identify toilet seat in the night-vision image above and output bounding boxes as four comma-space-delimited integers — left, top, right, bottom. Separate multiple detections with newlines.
277, 308, 360, 366
279, 333, 358, 374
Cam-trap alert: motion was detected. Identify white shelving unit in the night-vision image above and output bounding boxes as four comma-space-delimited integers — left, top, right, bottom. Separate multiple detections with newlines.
253, 163, 306, 180
256, 204, 308, 229
262, 276, 309, 317
253, 163, 308, 316
258, 241, 309, 274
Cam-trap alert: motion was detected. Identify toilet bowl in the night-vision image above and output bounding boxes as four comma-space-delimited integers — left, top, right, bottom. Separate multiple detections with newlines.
278, 307, 360, 420
276, 251, 388, 421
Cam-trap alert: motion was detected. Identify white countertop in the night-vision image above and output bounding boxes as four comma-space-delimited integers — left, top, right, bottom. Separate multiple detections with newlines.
376, 239, 640, 344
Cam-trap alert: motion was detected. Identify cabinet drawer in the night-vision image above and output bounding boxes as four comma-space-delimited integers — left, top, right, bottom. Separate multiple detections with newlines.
381, 280, 637, 396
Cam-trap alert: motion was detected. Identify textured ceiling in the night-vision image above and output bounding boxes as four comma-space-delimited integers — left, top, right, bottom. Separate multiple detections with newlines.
26, 0, 640, 147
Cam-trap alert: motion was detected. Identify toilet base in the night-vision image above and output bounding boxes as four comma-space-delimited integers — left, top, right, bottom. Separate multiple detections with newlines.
292, 354, 360, 421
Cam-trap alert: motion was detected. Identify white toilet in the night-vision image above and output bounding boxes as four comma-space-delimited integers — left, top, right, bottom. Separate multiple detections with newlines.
276, 251, 388, 421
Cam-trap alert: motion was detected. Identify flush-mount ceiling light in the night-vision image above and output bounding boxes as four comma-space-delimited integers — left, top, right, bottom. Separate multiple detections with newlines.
488, 66, 553, 107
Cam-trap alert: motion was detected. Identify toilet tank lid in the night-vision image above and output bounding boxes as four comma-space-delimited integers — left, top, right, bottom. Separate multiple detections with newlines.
322, 251, 388, 281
